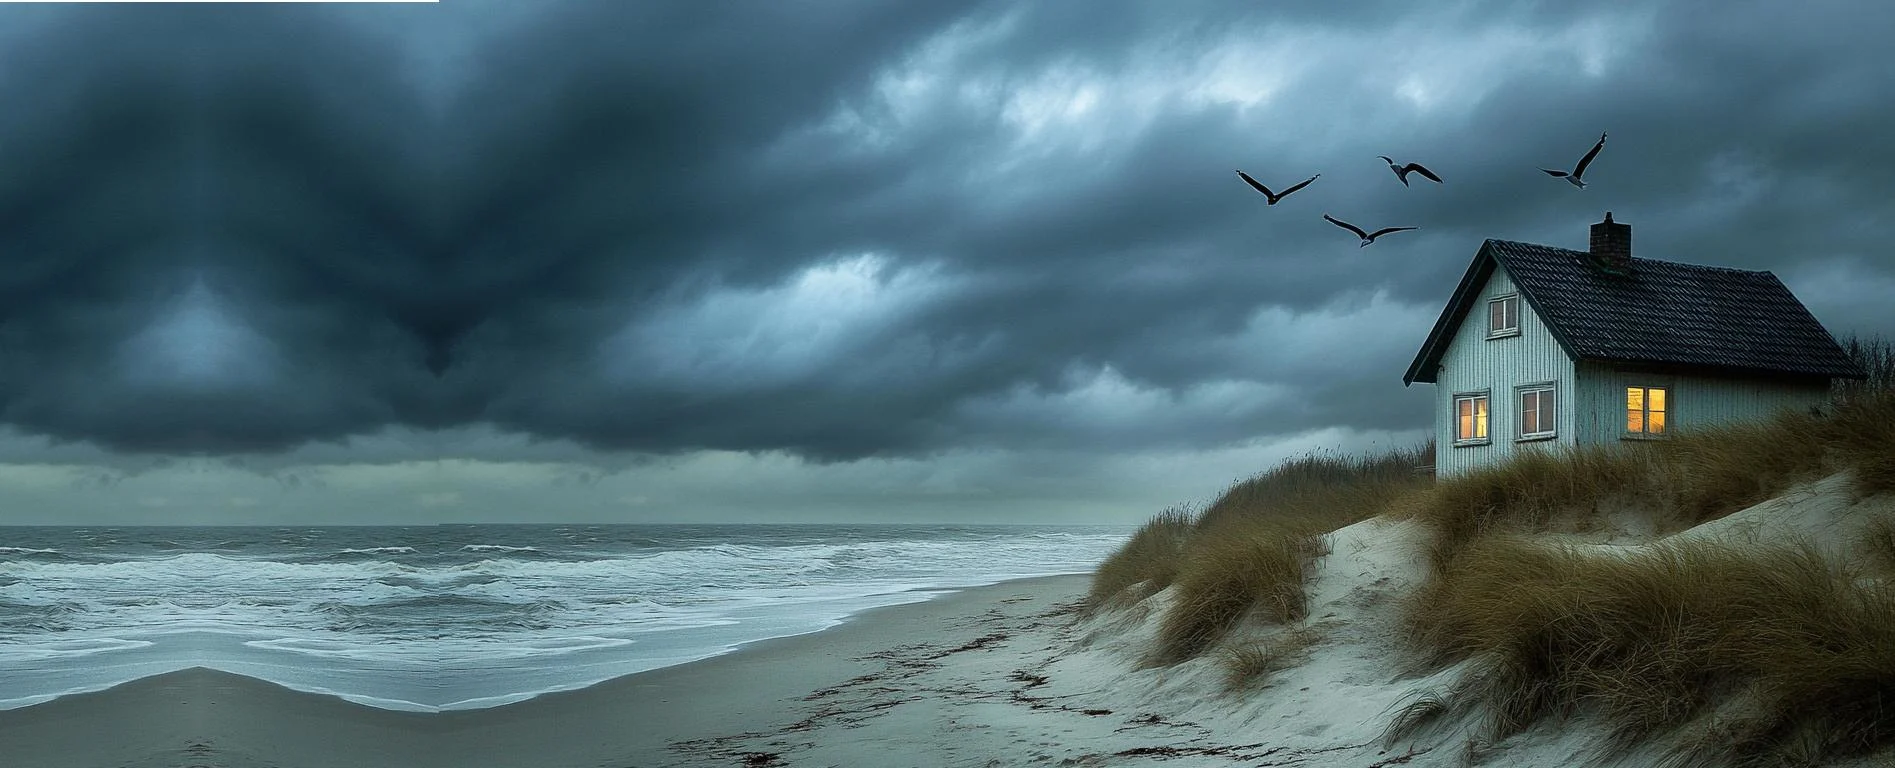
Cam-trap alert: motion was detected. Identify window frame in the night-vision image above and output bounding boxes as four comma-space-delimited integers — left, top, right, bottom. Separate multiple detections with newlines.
1623, 384, 1672, 439
1515, 382, 1558, 442
1486, 294, 1521, 339
1452, 390, 1492, 446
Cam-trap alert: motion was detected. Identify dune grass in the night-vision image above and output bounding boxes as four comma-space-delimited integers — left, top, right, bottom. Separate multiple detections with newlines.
1076, 334, 1895, 760
1382, 337, 1895, 764
1153, 444, 1429, 664
1218, 624, 1324, 692
1666, 408, 1833, 520
1086, 506, 1195, 611
1142, 443, 1431, 664
1150, 515, 1329, 665
1083, 442, 1432, 664
1858, 516, 1895, 575
1412, 442, 1661, 571
1828, 389, 1895, 497
1411, 376, 1891, 573
1194, 443, 1433, 533
1831, 334, 1895, 496
1412, 336, 1895, 568
1834, 333, 1895, 405
1390, 534, 1895, 767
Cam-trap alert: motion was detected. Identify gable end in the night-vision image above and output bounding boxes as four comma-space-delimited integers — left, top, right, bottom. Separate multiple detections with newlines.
1403, 240, 1583, 385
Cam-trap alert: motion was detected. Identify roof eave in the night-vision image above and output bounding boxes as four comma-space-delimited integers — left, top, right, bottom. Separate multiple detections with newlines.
1402, 242, 1497, 386
1579, 356, 1869, 381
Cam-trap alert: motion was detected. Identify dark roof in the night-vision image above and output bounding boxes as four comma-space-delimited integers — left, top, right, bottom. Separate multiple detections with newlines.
1404, 239, 1865, 385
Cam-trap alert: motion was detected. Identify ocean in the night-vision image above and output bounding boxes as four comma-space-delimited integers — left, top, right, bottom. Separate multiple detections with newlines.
0, 524, 1131, 712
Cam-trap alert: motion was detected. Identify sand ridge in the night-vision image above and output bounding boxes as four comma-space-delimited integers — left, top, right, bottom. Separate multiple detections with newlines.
5, 474, 1892, 766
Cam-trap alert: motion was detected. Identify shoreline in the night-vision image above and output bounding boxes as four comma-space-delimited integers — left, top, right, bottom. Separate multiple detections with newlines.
0, 573, 1094, 768
0, 569, 1099, 716
11, 483, 1884, 767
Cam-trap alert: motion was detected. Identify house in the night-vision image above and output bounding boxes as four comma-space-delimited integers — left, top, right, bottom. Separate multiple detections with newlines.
1403, 212, 1865, 477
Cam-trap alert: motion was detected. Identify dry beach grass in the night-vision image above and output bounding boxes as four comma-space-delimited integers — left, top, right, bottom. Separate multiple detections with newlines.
1088, 443, 1431, 666
1084, 336, 1895, 767
1391, 533, 1895, 767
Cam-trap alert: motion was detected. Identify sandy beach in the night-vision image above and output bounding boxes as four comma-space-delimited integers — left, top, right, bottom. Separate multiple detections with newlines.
0, 533, 1439, 768
12, 474, 1892, 768
0, 574, 1142, 768
0, 525, 1536, 768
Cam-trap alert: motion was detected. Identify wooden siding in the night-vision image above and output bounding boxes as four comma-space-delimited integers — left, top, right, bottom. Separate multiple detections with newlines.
1570, 362, 1832, 444
1432, 266, 1576, 477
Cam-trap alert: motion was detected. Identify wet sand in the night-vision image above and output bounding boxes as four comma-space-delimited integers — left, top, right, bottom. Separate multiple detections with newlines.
0, 574, 1090, 768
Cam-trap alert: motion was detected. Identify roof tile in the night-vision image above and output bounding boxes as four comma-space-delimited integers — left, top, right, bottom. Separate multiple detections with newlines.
1485, 239, 1862, 378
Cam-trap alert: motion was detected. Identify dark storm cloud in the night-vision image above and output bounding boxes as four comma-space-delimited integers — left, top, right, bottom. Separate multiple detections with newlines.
0, 0, 1889, 462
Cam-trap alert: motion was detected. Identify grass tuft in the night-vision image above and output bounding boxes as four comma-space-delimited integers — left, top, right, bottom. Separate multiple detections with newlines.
1086, 442, 1432, 664
1150, 517, 1328, 665
1195, 444, 1432, 533
1399, 534, 1895, 767
1664, 411, 1830, 522
1217, 624, 1324, 692
1134, 442, 1432, 665
1381, 690, 1453, 747
1834, 334, 1895, 405
1412, 443, 1662, 572
1832, 335, 1895, 496
1086, 506, 1195, 611
1859, 517, 1895, 575
1829, 388, 1895, 497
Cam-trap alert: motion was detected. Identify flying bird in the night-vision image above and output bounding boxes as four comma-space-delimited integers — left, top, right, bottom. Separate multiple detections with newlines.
1378, 156, 1442, 186
1235, 170, 1319, 205
1323, 214, 1418, 247
1541, 132, 1607, 188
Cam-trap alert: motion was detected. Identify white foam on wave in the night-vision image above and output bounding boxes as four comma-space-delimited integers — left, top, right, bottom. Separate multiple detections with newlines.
0, 637, 153, 662
338, 546, 418, 555
3, 552, 419, 581
2, 528, 1132, 710
245, 634, 637, 661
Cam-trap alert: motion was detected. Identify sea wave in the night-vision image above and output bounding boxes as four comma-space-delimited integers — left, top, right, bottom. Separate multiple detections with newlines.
0, 525, 1130, 711
315, 594, 570, 634
0, 547, 92, 564
338, 546, 419, 556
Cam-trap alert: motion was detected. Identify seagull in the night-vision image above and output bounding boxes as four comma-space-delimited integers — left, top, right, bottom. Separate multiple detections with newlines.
1323, 214, 1418, 247
1378, 156, 1442, 186
1541, 132, 1607, 188
1235, 170, 1319, 205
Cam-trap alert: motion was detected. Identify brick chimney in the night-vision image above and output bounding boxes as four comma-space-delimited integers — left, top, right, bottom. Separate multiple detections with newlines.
1589, 211, 1631, 274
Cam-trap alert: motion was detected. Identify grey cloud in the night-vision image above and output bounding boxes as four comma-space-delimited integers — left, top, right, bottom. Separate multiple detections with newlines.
0, 0, 1889, 466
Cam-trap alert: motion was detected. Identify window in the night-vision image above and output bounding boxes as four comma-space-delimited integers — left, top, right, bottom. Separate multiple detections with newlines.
1517, 385, 1557, 440
1454, 393, 1490, 444
1626, 386, 1669, 436
1487, 295, 1520, 337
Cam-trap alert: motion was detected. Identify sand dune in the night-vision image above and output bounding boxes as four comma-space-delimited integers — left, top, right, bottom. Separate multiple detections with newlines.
5, 474, 1893, 766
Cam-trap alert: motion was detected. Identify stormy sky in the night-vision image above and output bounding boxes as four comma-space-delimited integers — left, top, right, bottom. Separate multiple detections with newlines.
0, 0, 1889, 525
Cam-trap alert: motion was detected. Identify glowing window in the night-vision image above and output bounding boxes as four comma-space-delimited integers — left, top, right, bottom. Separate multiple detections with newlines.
1455, 394, 1490, 443
1626, 386, 1669, 436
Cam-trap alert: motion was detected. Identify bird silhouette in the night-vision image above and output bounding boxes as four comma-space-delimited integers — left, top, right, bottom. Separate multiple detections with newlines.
1323, 214, 1418, 247
1541, 132, 1607, 188
1235, 170, 1319, 205
1378, 156, 1442, 186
